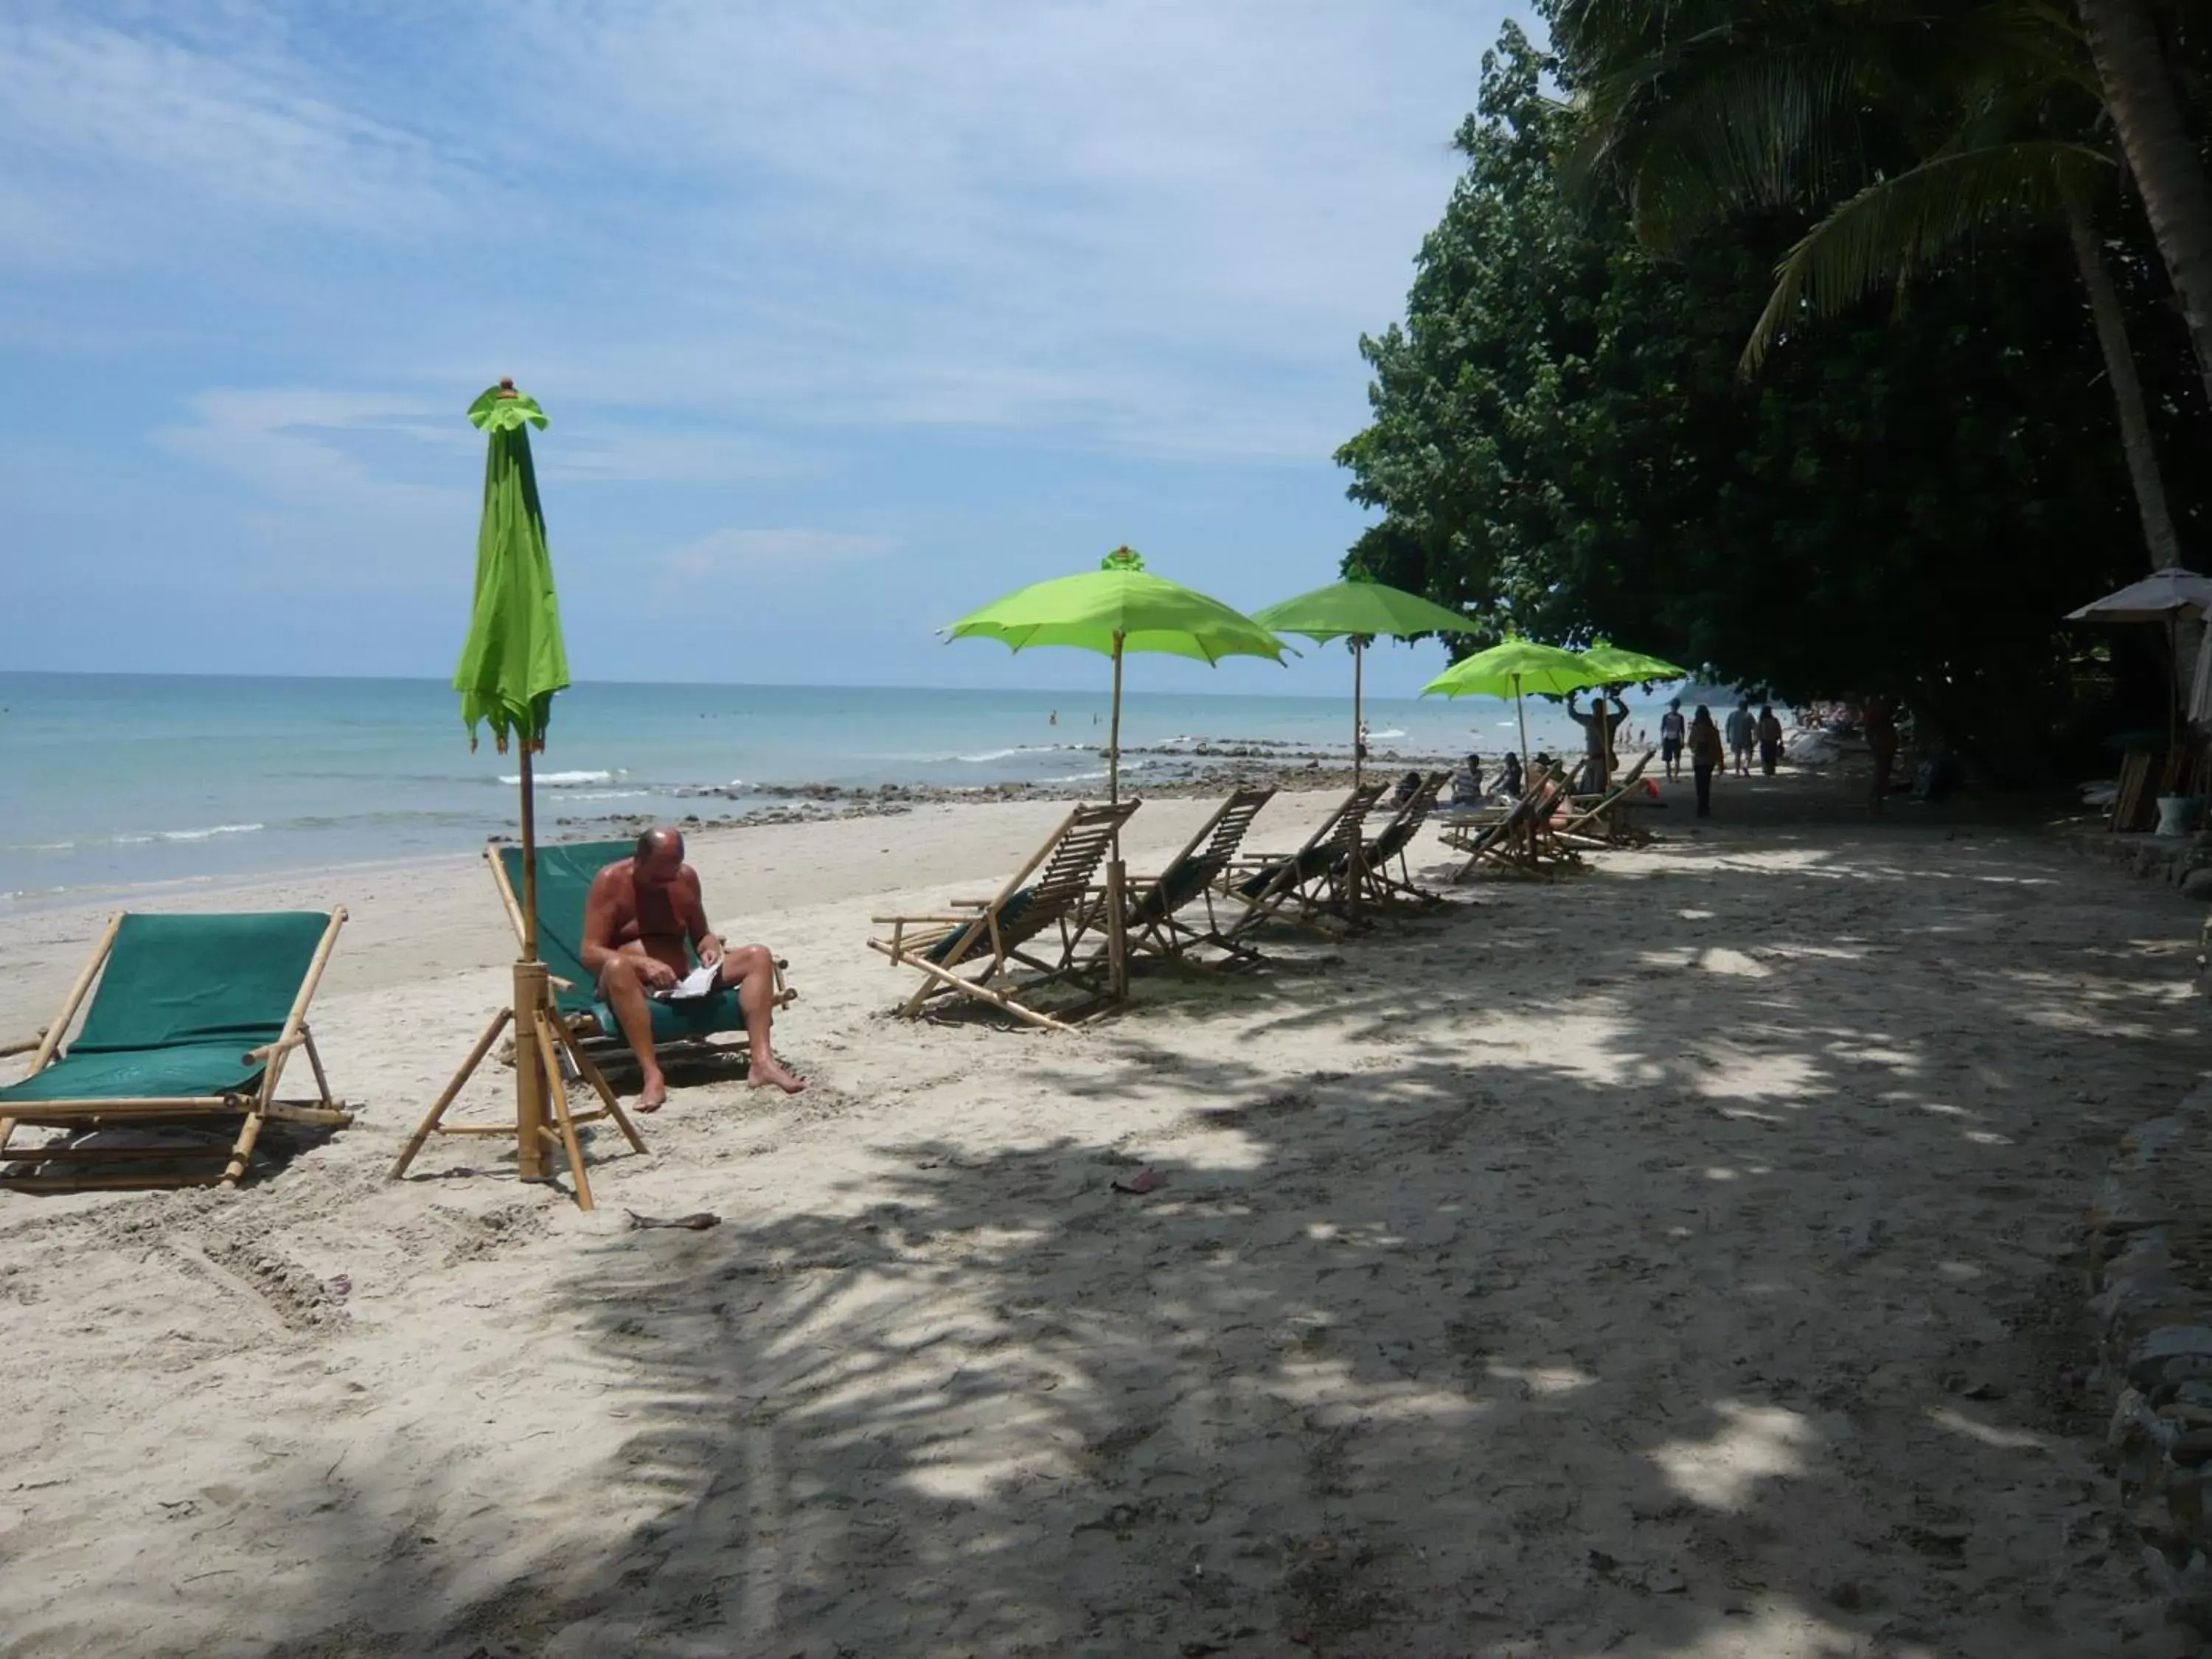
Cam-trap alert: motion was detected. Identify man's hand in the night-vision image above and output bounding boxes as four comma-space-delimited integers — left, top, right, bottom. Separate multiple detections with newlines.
697, 933, 723, 968
639, 957, 681, 992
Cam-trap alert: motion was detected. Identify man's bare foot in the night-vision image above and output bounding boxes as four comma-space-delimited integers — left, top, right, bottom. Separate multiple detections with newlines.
638, 1073, 669, 1113
748, 1055, 807, 1096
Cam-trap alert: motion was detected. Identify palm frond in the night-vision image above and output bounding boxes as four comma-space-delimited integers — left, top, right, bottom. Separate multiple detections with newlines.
1741, 139, 2112, 374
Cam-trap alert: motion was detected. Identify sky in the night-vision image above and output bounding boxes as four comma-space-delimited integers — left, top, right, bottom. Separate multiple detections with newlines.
0, 0, 1522, 699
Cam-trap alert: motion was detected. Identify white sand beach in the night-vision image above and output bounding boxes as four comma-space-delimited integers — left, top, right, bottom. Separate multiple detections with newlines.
0, 776, 2203, 1657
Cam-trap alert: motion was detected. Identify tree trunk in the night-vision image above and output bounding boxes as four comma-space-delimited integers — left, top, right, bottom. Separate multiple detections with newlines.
2065, 193, 2183, 568
2078, 0, 2212, 411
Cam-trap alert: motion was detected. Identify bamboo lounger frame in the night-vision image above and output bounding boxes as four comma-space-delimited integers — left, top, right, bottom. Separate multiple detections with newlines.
1358, 771, 1452, 908
1093, 786, 1278, 972
869, 801, 1139, 1032
0, 910, 352, 1192
1213, 782, 1387, 940
1440, 768, 1574, 880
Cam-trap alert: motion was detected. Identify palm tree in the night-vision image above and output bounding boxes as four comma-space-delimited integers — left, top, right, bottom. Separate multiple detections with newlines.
1554, 0, 2191, 568
2076, 0, 2212, 408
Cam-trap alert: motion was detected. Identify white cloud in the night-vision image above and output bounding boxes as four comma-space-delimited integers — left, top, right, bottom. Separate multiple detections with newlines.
7, 1, 1505, 471
661, 528, 900, 577
0, 10, 484, 267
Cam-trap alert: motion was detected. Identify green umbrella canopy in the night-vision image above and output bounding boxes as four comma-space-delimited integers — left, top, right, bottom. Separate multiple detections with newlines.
945, 546, 1289, 664
454, 380, 569, 754
1422, 638, 1599, 700
1250, 579, 1480, 643
1576, 641, 1687, 685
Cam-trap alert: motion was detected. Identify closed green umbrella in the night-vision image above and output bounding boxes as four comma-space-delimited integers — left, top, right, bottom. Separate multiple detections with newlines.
1252, 579, 1481, 786
1577, 641, 1686, 686
946, 546, 1287, 999
453, 379, 568, 958
1422, 638, 1601, 767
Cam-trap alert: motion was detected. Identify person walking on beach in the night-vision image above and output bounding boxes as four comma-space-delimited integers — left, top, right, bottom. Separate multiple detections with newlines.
1756, 703, 1784, 775
1567, 689, 1629, 792
1688, 705, 1724, 818
1658, 698, 1686, 781
1865, 700, 1899, 813
1725, 698, 1756, 777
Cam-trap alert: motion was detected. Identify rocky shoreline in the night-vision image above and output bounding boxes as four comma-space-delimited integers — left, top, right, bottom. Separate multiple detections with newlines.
533, 745, 1464, 842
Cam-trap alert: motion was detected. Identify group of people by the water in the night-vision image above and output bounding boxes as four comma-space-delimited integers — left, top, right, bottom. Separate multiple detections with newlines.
1428, 689, 1801, 824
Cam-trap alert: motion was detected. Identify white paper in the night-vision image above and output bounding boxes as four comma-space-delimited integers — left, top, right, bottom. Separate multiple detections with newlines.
654, 963, 720, 1002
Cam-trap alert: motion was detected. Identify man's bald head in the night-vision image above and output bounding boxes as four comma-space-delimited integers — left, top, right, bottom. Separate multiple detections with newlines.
633, 826, 686, 888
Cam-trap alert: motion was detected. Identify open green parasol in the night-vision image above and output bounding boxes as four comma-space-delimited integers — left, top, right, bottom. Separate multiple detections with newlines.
1576, 641, 1686, 686
946, 546, 1287, 1001
945, 546, 1288, 804
1422, 638, 1601, 766
1251, 578, 1480, 786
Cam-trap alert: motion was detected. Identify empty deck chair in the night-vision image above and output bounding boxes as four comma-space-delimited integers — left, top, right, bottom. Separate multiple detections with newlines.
1556, 749, 1656, 847
1214, 782, 1387, 939
869, 801, 1140, 1031
1094, 786, 1278, 970
1442, 766, 1576, 880
1357, 771, 1450, 908
0, 910, 349, 1192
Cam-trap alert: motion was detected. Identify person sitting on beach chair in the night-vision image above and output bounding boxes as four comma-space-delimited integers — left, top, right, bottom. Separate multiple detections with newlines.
581, 827, 804, 1107
1449, 753, 1484, 808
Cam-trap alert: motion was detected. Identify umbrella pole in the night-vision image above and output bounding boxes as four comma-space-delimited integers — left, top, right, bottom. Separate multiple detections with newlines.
1106, 634, 1128, 1002
2172, 615, 2182, 755
514, 742, 549, 1181
1353, 638, 1365, 788
1514, 678, 1531, 770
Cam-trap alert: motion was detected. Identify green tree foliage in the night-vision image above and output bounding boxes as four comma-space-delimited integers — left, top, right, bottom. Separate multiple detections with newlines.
1339, 21, 2211, 772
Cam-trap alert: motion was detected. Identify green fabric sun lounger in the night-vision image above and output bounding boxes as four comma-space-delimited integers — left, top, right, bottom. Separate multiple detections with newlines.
0, 910, 350, 1192
489, 841, 790, 1060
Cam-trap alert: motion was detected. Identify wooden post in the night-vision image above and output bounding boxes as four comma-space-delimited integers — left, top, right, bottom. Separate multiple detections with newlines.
1105, 857, 1129, 1003
513, 959, 549, 1180
1106, 633, 1130, 1001
1107, 634, 1125, 810
1353, 637, 1365, 788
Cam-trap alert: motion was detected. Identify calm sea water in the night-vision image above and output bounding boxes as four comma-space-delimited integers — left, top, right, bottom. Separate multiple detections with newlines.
0, 672, 1701, 910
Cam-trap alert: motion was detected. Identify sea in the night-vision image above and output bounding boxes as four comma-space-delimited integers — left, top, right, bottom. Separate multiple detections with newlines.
0, 672, 1707, 912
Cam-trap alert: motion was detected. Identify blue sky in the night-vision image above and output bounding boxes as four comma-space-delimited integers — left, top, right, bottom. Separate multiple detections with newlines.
0, 1, 1518, 699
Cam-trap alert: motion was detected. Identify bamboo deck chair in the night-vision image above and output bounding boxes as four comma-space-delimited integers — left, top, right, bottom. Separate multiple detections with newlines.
1556, 749, 1656, 849
1093, 786, 1278, 971
0, 911, 349, 1192
1358, 771, 1451, 908
1444, 768, 1576, 880
488, 841, 794, 1076
1214, 782, 1388, 939
869, 800, 1139, 1031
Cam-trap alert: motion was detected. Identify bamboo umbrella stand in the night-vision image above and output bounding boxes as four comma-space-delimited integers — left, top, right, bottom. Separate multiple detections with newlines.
391, 748, 647, 1210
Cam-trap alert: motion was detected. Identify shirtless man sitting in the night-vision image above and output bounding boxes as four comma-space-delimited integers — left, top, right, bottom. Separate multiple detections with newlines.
580, 827, 804, 1107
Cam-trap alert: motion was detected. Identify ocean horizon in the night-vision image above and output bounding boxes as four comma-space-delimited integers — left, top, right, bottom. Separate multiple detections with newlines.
0, 669, 1714, 912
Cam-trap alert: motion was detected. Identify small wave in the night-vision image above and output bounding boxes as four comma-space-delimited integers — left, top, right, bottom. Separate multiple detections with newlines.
16, 823, 267, 852
1367, 728, 1407, 740
565, 790, 655, 801
496, 769, 621, 787
954, 742, 1091, 764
